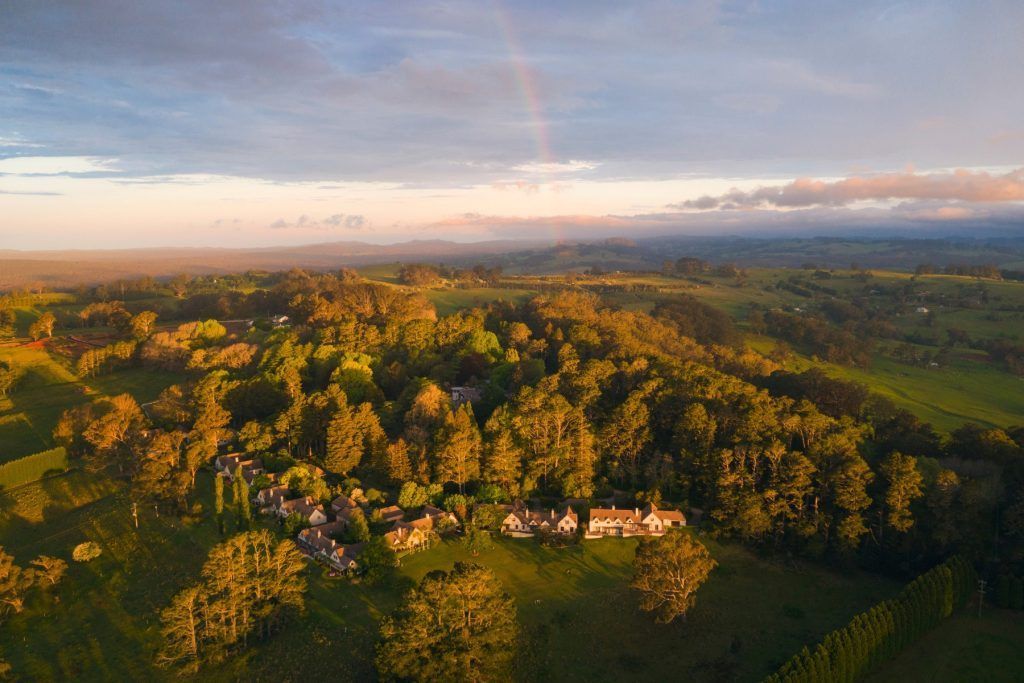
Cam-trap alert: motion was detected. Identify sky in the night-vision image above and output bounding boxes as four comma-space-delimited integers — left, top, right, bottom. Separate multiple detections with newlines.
1, 0, 1023, 249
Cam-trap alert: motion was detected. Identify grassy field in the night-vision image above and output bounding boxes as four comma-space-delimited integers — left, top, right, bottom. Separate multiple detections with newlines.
424, 287, 537, 316
356, 262, 403, 284
747, 335, 1024, 432
0, 341, 178, 462
868, 608, 1024, 682
391, 535, 897, 683
0, 474, 217, 680
0, 468, 899, 683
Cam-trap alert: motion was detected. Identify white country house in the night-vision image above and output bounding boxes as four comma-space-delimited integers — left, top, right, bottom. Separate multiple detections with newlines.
501, 504, 578, 538
585, 503, 685, 539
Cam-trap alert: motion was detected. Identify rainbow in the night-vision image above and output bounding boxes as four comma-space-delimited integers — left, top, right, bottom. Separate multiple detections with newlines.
494, 2, 573, 243
493, 1, 554, 167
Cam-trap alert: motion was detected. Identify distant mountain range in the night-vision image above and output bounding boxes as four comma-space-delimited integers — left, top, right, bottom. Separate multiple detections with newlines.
1, 235, 1023, 290
0, 239, 554, 289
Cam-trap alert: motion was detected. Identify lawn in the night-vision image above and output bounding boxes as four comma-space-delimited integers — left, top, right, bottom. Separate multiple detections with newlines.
0, 469, 899, 682
184, 532, 899, 682
868, 608, 1024, 683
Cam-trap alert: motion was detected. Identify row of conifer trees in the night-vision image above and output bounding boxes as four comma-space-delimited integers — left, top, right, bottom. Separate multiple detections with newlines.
763, 555, 976, 683
75, 339, 137, 377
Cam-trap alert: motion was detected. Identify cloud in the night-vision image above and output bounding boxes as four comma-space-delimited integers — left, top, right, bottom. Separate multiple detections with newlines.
0, 189, 63, 196
324, 213, 366, 229
0, 155, 120, 176
8, 2, 1019, 187
270, 213, 368, 230
421, 198, 1024, 241
491, 180, 540, 193
512, 160, 597, 174
0, 134, 44, 149
674, 168, 1024, 210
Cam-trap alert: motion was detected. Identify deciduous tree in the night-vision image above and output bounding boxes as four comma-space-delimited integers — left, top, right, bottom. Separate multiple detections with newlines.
632, 532, 716, 623
30, 555, 67, 588
0, 547, 36, 616
27, 311, 56, 340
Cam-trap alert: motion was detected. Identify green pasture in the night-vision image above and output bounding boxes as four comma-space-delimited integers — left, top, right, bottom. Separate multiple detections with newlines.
747, 335, 1024, 432
868, 608, 1024, 682
424, 287, 537, 316
0, 342, 178, 462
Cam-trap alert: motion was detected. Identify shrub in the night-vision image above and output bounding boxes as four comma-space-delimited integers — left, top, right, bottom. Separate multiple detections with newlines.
72, 541, 103, 562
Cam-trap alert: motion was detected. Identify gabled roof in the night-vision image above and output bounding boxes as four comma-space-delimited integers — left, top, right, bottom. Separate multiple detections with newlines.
258, 484, 289, 505
298, 521, 346, 555
652, 508, 685, 522
590, 503, 685, 525
215, 453, 245, 469
403, 516, 436, 531
384, 525, 427, 547
589, 507, 642, 524
280, 496, 324, 519
332, 542, 364, 566
331, 493, 358, 510
506, 506, 578, 528
421, 504, 446, 518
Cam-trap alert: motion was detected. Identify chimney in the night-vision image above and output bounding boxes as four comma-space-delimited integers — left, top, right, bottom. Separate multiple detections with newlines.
635, 507, 640, 516
612, 504, 616, 510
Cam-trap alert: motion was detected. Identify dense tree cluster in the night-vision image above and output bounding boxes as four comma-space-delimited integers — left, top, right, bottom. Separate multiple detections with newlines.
27, 311, 56, 340
158, 530, 306, 672
764, 309, 874, 367
376, 562, 517, 682
45, 268, 1023, 577
397, 263, 503, 287
37, 266, 1015, 577
76, 340, 137, 377
27, 264, 1020, 673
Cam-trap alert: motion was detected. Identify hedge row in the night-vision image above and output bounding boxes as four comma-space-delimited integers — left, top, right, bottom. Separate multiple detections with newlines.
0, 447, 69, 489
764, 556, 976, 683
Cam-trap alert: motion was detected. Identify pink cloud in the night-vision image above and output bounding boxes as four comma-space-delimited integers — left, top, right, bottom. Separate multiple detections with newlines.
431, 212, 632, 231
675, 167, 1024, 210
491, 180, 540, 193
